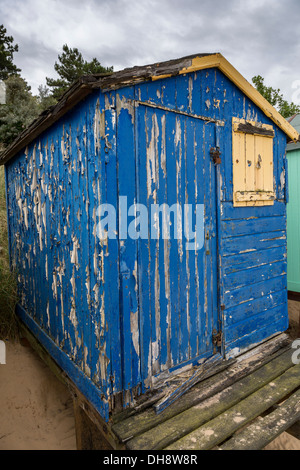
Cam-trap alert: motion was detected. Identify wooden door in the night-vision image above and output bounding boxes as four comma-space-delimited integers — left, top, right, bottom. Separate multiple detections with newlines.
135, 104, 220, 389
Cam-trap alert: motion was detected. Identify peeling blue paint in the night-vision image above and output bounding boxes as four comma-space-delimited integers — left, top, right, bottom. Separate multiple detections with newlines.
4, 66, 289, 422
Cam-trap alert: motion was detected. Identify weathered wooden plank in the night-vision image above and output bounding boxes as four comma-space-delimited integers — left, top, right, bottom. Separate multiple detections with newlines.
167, 112, 181, 368
74, 104, 88, 372
116, 87, 140, 398
194, 120, 206, 357
224, 304, 286, 343
221, 215, 286, 238
121, 347, 293, 449
177, 115, 189, 365
223, 259, 286, 290
222, 245, 286, 275
102, 92, 122, 395
235, 121, 275, 137
147, 108, 162, 376
99, 54, 214, 93
221, 230, 286, 256
225, 318, 289, 359
185, 117, 198, 359
223, 289, 286, 326
135, 104, 152, 391
219, 389, 300, 450
136, 99, 222, 124
156, 111, 169, 371
153, 356, 234, 414
223, 274, 287, 309
166, 363, 300, 450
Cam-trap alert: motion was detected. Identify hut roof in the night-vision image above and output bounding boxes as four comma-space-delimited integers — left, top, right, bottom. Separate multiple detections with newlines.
1, 53, 299, 165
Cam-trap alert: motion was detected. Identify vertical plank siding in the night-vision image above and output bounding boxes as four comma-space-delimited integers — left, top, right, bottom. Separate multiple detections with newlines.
5, 67, 289, 420
287, 148, 300, 293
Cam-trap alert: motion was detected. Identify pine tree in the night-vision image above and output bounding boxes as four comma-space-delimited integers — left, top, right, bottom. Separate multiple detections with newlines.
46, 44, 113, 99
0, 25, 20, 80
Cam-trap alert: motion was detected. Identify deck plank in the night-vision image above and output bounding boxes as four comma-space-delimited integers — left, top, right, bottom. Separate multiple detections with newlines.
165, 363, 300, 450
219, 389, 300, 450
125, 348, 294, 450
112, 335, 289, 442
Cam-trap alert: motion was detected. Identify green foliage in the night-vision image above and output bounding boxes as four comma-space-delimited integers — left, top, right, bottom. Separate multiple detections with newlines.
252, 75, 300, 118
0, 75, 40, 146
37, 84, 57, 112
46, 44, 113, 99
0, 24, 20, 80
0, 39, 114, 149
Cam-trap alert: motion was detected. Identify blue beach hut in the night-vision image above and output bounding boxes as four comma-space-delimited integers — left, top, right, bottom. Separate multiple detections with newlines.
1, 53, 298, 421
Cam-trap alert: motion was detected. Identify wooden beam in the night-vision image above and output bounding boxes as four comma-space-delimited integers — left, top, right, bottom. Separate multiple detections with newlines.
73, 398, 113, 450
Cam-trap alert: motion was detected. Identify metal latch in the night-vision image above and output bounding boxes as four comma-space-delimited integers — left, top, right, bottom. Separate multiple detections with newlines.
212, 329, 222, 353
210, 147, 221, 165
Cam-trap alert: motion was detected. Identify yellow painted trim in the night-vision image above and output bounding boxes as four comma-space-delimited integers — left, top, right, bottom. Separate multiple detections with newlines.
152, 73, 173, 82
234, 200, 274, 207
235, 190, 275, 202
218, 56, 299, 142
151, 53, 299, 142
179, 54, 222, 75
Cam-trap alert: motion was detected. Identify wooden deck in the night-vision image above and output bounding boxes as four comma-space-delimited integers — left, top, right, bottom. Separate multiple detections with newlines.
18, 321, 300, 451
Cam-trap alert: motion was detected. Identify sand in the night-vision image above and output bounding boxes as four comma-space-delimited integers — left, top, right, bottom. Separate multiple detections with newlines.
0, 302, 299, 450
0, 340, 76, 450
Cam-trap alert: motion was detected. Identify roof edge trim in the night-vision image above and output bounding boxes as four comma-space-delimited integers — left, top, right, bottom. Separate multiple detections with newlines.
154, 53, 299, 143
1, 53, 299, 164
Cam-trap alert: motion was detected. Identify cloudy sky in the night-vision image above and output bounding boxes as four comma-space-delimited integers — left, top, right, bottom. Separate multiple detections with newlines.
1, 0, 300, 103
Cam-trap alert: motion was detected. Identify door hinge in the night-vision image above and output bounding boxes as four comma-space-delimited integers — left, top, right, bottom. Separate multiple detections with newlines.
210, 147, 221, 165
212, 328, 222, 353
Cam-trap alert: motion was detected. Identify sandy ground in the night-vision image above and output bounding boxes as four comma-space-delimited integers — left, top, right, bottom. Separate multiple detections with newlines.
0, 340, 76, 450
0, 301, 299, 450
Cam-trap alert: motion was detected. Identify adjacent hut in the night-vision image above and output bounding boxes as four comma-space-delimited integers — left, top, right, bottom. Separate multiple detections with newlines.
286, 114, 300, 296
1, 53, 299, 422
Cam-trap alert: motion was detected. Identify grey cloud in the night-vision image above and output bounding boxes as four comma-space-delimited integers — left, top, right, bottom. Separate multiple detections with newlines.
1, 0, 300, 103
